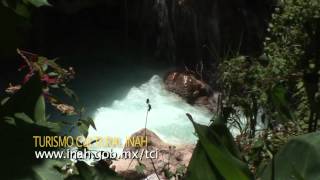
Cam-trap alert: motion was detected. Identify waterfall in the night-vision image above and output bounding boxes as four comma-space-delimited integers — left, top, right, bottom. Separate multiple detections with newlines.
87, 75, 212, 152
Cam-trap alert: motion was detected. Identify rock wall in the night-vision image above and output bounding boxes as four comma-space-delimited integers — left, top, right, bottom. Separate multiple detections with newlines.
122, 0, 275, 86
26, 0, 274, 85
134, 0, 275, 73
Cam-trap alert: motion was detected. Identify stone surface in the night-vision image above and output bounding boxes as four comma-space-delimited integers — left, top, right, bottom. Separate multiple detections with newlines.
164, 71, 211, 102
112, 129, 195, 180
164, 71, 219, 112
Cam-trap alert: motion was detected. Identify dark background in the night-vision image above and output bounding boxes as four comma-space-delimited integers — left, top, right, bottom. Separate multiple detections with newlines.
0, 0, 274, 115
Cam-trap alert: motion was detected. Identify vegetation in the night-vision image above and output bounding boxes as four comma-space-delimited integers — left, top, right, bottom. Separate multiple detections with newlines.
185, 2, 320, 176
0, 50, 113, 179
1, 0, 320, 180
213, 0, 320, 179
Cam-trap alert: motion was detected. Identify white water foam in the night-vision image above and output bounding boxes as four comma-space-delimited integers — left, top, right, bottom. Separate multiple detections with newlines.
87, 75, 213, 151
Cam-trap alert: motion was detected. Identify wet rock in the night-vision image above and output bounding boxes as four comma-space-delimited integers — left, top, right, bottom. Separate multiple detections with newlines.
164, 71, 211, 103
194, 94, 219, 112
164, 71, 219, 112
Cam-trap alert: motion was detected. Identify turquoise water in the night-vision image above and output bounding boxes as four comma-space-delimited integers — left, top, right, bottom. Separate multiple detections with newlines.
87, 75, 213, 151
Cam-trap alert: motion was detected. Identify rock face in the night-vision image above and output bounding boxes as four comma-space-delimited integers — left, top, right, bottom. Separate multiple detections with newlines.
112, 129, 195, 180
164, 71, 211, 102
193, 96, 214, 112
164, 71, 218, 112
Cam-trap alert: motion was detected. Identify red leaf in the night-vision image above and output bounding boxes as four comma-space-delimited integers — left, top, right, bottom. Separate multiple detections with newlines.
23, 72, 34, 84
41, 74, 59, 84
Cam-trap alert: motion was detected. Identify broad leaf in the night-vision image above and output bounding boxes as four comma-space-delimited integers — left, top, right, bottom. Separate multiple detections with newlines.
269, 84, 294, 121
26, 0, 51, 7
34, 95, 46, 123
260, 132, 320, 180
0, 73, 43, 119
210, 116, 242, 159
187, 143, 221, 180
186, 114, 253, 180
78, 121, 90, 137
87, 117, 96, 130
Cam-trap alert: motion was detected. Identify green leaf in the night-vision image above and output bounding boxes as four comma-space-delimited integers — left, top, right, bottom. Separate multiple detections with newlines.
291, 164, 306, 180
164, 169, 174, 178
3, 116, 16, 125
78, 121, 89, 137
50, 84, 59, 88
67, 161, 122, 180
64, 87, 79, 102
14, 112, 34, 124
269, 84, 294, 121
31, 159, 66, 180
186, 113, 253, 180
0, 73, 43, 119
1, 97, 10, 105
25, 0, 51, 7
135, 163, 146, 175
34, 95, 46, 123
14, 2, 30, 18
187, 143, 221, 180
36, 121, 62, 134
48, 72, 59, 76
260, 132, 320, 180
88, 117, 96, 130
42, 63, 48, 72
0, 4, 27, 57
79, 117, 96, 131
253, 139, 264, 149
176, 164, 187, 175
210, 116, 242, 159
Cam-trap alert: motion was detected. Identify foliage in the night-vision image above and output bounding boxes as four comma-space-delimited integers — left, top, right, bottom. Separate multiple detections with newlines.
0, 72, 63, 179
185, 113, 253, 180
259, 132, 320, 180
264, 0, 320, 132
2, 0, 50, 10
8, 49, 97, 137
27, 0, 51, 7
1, 0, 319, 179
217, 0, 320, 177
135, 163, 147, 175
0, 51, 116, 179
190, 0, 320, 176
66, 161, 122, 180
0, 0, 50, 57
219, 0, 320, 131
186, 112, 320, 180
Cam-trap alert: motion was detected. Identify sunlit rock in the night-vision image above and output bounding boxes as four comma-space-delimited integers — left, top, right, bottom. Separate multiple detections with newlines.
112, 128, 194, 179
164, 71, 218, 112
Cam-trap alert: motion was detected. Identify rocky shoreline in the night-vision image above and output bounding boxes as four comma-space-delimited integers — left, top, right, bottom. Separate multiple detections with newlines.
111, 129, 195, 180
111, 71, 216, 179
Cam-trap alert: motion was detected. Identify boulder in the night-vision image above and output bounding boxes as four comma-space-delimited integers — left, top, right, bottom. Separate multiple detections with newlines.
112, 129, 195, 180
194, 93, 220, 112
164, 71, 211, 102
164, 71, 219, 112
